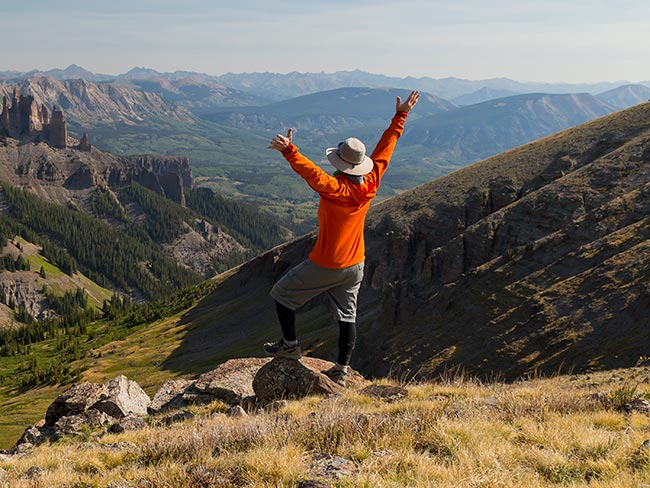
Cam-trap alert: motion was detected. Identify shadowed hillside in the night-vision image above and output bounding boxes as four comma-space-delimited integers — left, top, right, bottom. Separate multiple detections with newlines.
162, 101, 650, 380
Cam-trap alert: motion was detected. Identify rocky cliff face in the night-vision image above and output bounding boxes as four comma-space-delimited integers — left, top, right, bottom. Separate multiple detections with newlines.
0, 138, 192, 205
356, 102, 650, 378
0, 77, 193, 127
174, 102, 650, 380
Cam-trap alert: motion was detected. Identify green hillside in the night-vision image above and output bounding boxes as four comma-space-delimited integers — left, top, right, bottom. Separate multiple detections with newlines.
0, 275, 221, 449
1, 182, 201, 300
0, 236, 113, 328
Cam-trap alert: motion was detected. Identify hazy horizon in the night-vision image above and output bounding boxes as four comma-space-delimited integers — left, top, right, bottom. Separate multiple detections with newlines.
0, 64, 647, 87
1, 0, 649, 84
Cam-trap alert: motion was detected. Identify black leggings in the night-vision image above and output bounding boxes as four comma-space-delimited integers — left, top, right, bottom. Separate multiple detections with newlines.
337, 320, 356, 366
275, 301, 356, 366
276, 301, 296, 341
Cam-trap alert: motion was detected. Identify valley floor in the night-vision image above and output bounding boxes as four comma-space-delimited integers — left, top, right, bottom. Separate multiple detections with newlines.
2, 367, 650, 487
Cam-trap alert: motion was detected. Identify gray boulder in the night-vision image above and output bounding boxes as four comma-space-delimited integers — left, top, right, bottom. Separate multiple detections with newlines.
298, 481, 334, 488
149, 379, 194, 414
53, 414, 88, 437
309, 454, 358, 480
108, 415, 148, 433
45, 382, 108, 425
84, 408, 116, 428
194, 358, 270, 405
148, 379, 213, 414
227, 405, 247, 417
92, 375, 151, 418
252, 357, 344, 402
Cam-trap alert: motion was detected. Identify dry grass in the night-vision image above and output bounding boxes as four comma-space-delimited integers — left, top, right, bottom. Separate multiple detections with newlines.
3, 370, 650, 487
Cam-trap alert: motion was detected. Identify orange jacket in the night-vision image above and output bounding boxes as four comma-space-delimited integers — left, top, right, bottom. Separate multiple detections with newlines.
281, 111, 409, 268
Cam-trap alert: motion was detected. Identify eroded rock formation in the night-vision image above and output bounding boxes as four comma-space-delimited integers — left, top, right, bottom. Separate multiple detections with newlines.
0, 88, 69, 148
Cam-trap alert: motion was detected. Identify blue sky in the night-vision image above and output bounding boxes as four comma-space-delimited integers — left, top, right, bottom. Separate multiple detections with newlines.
2, 0, 649, 82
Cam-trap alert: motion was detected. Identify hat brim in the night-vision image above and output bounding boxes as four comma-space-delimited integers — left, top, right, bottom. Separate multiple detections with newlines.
326, 148, 374, 176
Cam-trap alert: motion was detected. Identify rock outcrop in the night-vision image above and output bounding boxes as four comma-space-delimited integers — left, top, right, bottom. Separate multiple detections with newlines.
194, 358, 269, 405
252, 358, 344, 402
147, 379, 208, 414
10, 358, 368, 452
92, 375, 151, 418
44, 382, 107, 426
113, 154, 191, 205
0, 88, 69, 148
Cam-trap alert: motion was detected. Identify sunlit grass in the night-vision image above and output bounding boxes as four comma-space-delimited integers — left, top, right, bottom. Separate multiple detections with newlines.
3, 369, 650, 487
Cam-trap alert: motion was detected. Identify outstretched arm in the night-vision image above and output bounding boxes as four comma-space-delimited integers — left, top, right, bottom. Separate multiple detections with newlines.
267, 128, 341, 195
370, 90, 421, 181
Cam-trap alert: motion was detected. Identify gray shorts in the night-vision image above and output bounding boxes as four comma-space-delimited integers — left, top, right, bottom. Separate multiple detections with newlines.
270, 259, 365, 322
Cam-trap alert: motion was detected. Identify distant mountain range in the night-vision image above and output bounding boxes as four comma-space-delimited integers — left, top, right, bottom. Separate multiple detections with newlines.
201, 87, 455, 142
400, 92, 617, 165
595, 84, 650, 109
0, 75, 625, 212
451, 87, 521, 106
2, 64, 649, 102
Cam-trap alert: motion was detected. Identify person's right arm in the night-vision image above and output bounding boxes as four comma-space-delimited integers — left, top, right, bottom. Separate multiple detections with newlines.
369, 90, 420, 182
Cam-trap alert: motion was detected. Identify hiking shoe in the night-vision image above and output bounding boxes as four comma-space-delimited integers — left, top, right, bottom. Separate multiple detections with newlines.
263, 339, 301, 360
323, 366, 349, 387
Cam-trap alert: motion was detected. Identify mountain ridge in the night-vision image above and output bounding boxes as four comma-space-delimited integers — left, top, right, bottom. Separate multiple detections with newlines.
2, 65, 645, 101
596, 83, 650, 109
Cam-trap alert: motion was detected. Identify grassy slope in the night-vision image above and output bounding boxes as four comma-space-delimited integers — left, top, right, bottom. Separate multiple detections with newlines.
2, 368, 650, 486
0, 265, 232, 449
0, 237, 113, 327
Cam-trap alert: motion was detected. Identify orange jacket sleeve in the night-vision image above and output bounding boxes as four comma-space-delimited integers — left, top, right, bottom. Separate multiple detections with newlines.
281, 145, 342, 195
368, 111, 408, 184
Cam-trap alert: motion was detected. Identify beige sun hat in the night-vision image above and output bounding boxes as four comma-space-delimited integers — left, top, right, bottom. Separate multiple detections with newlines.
326, 137, 374, 176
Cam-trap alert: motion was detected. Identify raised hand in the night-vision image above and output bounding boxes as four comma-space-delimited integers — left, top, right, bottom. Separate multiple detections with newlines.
267, 128, 293, 151
396, 90, 421, 113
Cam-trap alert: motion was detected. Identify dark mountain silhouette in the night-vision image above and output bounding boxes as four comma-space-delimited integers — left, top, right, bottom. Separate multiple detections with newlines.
160, 101, 650, 380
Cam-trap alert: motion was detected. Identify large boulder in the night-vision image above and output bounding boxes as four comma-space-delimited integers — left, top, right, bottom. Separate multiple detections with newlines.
252, 357, 345, 402
148, 379, 194, 414
92, 375, 151, 418
194, 358, 270, 405
44, 382, 108, 426
148, 379, 214, 414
